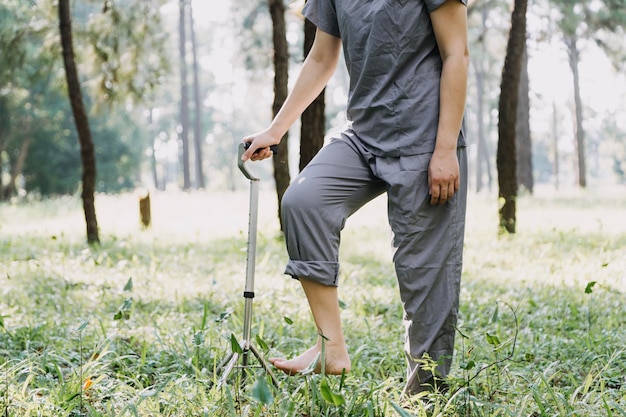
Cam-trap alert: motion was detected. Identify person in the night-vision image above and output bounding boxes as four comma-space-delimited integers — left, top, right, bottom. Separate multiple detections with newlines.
241, 0, 469, 396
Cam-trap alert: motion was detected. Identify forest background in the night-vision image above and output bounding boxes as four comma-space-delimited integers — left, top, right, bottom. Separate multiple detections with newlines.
1, 0, 625, 205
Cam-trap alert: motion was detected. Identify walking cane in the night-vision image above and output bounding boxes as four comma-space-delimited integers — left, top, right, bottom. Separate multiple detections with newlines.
218, 142, 278, 388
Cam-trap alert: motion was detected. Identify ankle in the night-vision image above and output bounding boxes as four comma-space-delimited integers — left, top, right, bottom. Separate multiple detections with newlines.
317, 335, 346, 349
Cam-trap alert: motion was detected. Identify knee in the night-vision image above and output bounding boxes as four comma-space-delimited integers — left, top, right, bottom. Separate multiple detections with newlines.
281, 182, 319, 218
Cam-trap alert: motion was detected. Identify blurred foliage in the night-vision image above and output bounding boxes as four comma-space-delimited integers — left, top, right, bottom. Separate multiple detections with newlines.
1, 0, 625, 199
0, 0, 167, 198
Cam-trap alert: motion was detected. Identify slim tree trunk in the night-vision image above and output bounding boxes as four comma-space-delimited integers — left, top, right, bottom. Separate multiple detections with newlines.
552, 99, 560, 190
474, 5, 493, 193
300, 14, 325, 171
146, 107, 161, 190
516, 45, 533, 193
151, 141, 160, 190
0, 98, 6, 199
269, 0, 290, 230
0, 136, 5, 200
474, 6, 487, 193
2, 137, 31, 199
475, 63, 486, 193
189, 1, 205, 189
59, 0, 100, 244
496, 0, 527, 234
565, 35, 586, 188
179, 0, 191, 190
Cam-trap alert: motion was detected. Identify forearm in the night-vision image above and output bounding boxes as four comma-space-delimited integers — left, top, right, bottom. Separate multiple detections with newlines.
242, 30, 341, 161
435, 53, 469, 152
268, 31, 341, 139
428, 0, 469, 203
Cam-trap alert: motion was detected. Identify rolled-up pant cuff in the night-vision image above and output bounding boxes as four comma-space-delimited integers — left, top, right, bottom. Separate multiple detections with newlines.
284, 260, 340, 287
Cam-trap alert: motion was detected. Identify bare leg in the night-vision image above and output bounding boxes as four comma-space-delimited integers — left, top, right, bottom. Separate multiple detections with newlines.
270, 278, 351, 375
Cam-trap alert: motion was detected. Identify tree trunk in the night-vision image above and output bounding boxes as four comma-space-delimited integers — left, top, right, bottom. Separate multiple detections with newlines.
496, 0, 527, 234
59, 0, 100, 244
179, 0, 191, 190
516, 44, 533, 193
0, 137, 5, 201
189, 1, 205, 189
269, 0, 290, 231
475, 61, 486, 193
552, 99, 560, 190
2, 136, 31, 199
565, 34, 587, 188
151, 140, 160, 190
300, 15, 325, 171
146, 107, 161, 191
474, 6, 492, 193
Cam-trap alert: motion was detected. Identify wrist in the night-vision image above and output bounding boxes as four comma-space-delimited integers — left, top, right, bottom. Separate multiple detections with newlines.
434, 140, 457, 153
267, 123, 287, 142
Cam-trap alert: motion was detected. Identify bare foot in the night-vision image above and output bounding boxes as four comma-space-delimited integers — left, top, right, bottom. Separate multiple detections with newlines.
270, 342, 351, 376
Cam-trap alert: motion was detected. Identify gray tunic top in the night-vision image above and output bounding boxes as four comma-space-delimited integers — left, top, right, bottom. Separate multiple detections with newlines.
303, 0, 467, 157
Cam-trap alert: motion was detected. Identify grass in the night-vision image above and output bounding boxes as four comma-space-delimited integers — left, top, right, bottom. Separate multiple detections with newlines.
1, 185, 625, 416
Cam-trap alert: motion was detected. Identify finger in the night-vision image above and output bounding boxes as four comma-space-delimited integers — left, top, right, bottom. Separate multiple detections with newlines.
251, 146, 274, 161
259, 148, 272, 159
241, 142, 257, 161
438, 186, 449, 205
252, 148, 269, 161
447, 182, 455, 200
430, 186, 440, 205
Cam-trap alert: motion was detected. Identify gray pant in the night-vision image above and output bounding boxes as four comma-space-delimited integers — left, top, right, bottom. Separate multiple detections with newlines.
281, 132, 467, 394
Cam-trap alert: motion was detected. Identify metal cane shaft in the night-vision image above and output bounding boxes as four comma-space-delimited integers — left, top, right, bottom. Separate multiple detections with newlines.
245, 179, 259, 295
240, 146, 260, 348
242, 178, 259, 346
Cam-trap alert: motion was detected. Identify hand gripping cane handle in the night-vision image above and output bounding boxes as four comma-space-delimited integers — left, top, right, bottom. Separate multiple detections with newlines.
238, 142, 278, 180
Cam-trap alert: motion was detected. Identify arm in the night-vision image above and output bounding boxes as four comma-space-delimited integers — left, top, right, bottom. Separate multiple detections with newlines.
428, 0, 469, 205
242, 29, 342, 161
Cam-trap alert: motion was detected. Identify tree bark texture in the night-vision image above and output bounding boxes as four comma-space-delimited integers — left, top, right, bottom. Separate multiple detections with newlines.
496, 0, 527, 234
516, 45, 533, 193
179, 0, 191, 190
189, 1, 205, 189
566, 35, 587, 188
269, 0, 290, 230
59, 0, 100, 244
300, 16, 325, 172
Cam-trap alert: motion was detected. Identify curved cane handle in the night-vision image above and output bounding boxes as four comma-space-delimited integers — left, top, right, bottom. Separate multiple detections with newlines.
238, 143, 278, 181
